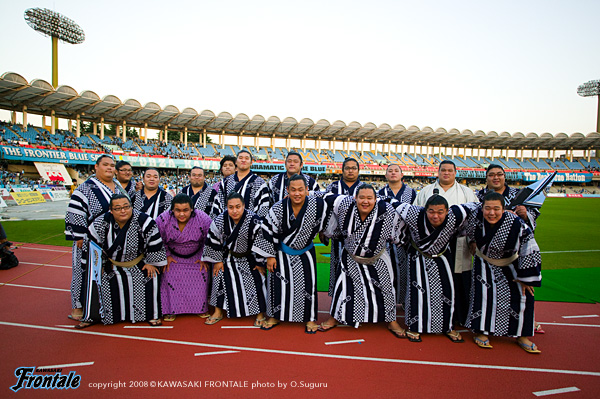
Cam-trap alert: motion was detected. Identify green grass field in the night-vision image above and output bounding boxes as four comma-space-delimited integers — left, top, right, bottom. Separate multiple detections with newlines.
3, 198, 599, 301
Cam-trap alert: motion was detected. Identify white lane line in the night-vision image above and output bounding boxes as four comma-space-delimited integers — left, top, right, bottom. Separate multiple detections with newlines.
533, 387, 580, 396
540, 250, 600, 253
123, 326, 173, 329
194, 351, 240, 356
4, 321, 600, 377
55, 325, 76, 328
0, 283, 69, 292
19, 262, 71, 269
220, 326, 260, 329
538, 322, 600, 328
561, 315, 598, 319
36, 362, 95, 369
16, 247, 71, 254
325, 339, 365, 346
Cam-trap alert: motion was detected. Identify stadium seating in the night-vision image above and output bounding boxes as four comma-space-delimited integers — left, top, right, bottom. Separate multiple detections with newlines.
530, 159, 551, 170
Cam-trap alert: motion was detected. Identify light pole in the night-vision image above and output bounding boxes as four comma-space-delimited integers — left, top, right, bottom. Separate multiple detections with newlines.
577, 79, 600, 133
24, 8, 85, 129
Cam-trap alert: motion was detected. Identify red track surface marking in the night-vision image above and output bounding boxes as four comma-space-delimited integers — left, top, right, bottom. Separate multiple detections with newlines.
324, 339, 365, 345
533, 386, 581, 396
1, 244, 599, 398
38, 362, 95, 369
194, 351, 239, 357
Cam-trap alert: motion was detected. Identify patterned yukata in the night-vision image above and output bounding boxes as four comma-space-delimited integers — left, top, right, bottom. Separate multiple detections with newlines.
216, 172, 271, 218
393, 202, 477, 334
180, 184, 219, 219
87, 210, 167, 324
131, 188, 173, 219
324, 196, 401, 328
155, 210, 212, 315
65, 176, 122, 309
324, 180, 365, 297
268, 172, 320, 204
464, 209, 542, 337
121, 180, 137, 199
378, 183, 417, 305
202, 210, 267, 318
476, 184, 540, 231
254, 196, 330, 323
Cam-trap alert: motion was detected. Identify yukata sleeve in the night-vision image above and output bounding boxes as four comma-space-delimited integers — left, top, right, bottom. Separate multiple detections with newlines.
141, 217, 168, 267
253, 181, 272, 218
388, 205, 404, 245
202, 215, 226, 264
88, 215, 107, 247
253, 205, 281, 258
515, 223, 542, 287
457, 203, 481, 239
65, 186, 89, 241
323, 195, 346, 239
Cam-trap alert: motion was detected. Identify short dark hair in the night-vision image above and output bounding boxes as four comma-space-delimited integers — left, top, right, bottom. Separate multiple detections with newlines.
189, 166, 204, 175
425, 194, 448, 210
115, 160, 131, 170
286, 151, 303, 163
438, 160, 456, 172
386, 164, 402, 172
226, 191, 244, 205
171, 193, 194, 210
143, 168, 159, 177
486, 164, 505, 176
237, 149, 253, 161
356, 184, 376, 197
220, 155, 237, 173
483, 191, 505, 209
110, 194, 131, 208
95, 154, 114, 165
286, 174, 307, 188
343, 158, 360, 170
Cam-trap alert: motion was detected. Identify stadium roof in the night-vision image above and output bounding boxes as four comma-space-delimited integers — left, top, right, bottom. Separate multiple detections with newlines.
1, 71, 599, 151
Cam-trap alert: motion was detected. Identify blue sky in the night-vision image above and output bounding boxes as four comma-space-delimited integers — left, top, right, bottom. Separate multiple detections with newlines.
1, 0, 599, 136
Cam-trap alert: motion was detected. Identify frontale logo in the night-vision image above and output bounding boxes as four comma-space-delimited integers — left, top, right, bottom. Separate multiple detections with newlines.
10, 367, 81, 392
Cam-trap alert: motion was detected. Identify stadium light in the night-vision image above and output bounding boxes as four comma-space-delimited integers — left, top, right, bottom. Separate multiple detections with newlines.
24, 8, 85, 89
577, 79, 600, 133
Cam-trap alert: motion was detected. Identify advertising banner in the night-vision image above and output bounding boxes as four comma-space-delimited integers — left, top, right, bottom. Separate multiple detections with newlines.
11, 190, 46, 205
34, 162, 72, 185
521, 172, 592, 183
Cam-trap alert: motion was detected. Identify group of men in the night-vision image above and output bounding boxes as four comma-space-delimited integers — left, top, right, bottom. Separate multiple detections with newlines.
65, 150, 543, 350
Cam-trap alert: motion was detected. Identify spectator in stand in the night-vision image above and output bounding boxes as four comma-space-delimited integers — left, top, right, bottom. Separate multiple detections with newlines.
213, 155, 236, 192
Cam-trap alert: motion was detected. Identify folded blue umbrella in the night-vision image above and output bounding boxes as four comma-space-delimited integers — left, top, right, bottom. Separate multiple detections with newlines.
508, 171, 557, 209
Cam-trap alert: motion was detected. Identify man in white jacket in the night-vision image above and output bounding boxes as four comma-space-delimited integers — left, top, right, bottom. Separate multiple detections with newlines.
414, 160, 478, 326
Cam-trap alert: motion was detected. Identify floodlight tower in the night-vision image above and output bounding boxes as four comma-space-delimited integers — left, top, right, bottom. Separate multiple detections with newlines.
577, 79, 600, 133
24, 8, 85, 128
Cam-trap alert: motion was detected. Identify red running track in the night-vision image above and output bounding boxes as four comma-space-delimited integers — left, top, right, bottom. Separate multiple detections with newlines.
0, 242, 599, 398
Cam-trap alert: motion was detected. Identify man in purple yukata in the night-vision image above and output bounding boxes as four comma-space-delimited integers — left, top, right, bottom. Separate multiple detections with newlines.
155, 194, 213, 321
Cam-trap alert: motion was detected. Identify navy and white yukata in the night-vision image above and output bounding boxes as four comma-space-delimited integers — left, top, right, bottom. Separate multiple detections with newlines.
476, 185, 540, 231
464, 209, 542, 337
87, 210, 167, 324
254, 196, 330, 323
132, 188, 173, 219
324, 180, 365, 297
180, 183, 219, 219
216, 172, 271, 218
324, 196, 401, 327
268, 172, 320, 204
202, 210, 267, 318
393, 202, 477, 334
378, 183, 417, 305
65, 176, 122, 309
